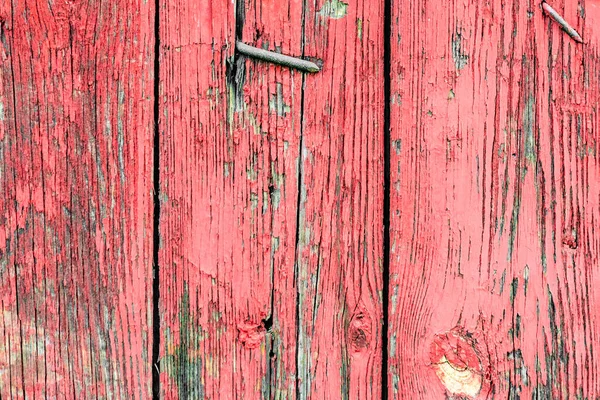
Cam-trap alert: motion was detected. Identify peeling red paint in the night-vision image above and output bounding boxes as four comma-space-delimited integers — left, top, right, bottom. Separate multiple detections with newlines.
389, 0, 600, 398
7, 0, 600, 397
0, 0, 154, 397
159, 0, 383, 397
237, 322, 266, 349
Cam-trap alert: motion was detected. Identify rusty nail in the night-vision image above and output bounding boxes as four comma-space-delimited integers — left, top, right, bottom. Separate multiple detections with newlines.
235, 42, 320, 73
542, 2, 583, 43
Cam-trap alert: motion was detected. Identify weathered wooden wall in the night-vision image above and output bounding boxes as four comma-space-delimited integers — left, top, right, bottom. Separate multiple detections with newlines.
3, 0, 600, 399
389, 0, 600, 398
0, 0, 155, 398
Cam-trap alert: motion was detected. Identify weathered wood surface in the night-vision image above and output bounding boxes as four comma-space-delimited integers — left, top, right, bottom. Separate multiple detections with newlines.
389, 0, 600, 398
296, 0, 384, 398
157, 0, 299, 396
157, 0, 384, 398
7, 0, 600, 398
0, 0, 155, 398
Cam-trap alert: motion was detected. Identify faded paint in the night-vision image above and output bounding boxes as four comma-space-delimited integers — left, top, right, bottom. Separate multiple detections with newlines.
0, 0, 155, 396
159, 0, 302, 397
7, 0, 597, 398
389, 0, 600, 398
317, 0, 349, 19
159, 0, 383, 398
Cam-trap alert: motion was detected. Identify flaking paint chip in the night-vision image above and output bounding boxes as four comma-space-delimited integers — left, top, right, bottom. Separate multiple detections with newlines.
317, 0, 348, 19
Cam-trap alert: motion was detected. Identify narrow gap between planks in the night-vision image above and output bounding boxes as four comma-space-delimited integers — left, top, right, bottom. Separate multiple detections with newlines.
293, 0, 309, 397
151, 0, 161, 396
382, 0, 392, 395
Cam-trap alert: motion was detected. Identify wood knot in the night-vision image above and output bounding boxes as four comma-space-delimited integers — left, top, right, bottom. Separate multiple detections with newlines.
348, 309, 372, 354
237, 322, 265, 349
430, 326, 488, 398
351, 328, 368, 348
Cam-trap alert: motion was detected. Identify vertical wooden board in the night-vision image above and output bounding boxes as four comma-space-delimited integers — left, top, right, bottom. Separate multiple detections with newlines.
389, 0, 600, 398
236, 1, 306, 397
296, 0, 384, 398
0, 0, 154, 398
158, 0, 303, 397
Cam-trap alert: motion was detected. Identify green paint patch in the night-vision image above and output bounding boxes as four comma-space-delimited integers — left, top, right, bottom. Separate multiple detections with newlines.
451, 29, 469, 70
510, 277, 518, 305
356, 19, 363, 40
318, 0, 348, 19
523, 95, 536, 172
390, 285, 399, 314
507, 187, 521, 260
271, 164, 285, 188
499, 269, 506, 295
246, 152, 258, 181
270, 188, 281, 210
163, 287, 206, 399
269, 83, 290, 116
507, 349, 529, 391
262, 191, 269, 214
523, 265, 529, 296
498, 142, 506, 159
392, 372, 400, 394
391, 93, 402, 105
250, 192, 259, 210
389, 334, 397, 358
392, 139, 402, 155
537, 286, 574, 396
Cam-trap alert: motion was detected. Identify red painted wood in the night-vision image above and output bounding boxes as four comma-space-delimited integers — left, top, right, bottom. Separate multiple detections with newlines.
236, 1, 305, 397
158, 0, 384, 398
13, 0, 598, 397
157, 0, 302, 397
296, 0, 384, 398
0, 0, 154, 398
389, 0, 600, 398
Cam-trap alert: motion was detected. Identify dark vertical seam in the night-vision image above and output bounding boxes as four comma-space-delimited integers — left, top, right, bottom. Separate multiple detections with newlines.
151, 0, 161, 397
382, 0, 392, 396
293, 87, 306, 400
294, 1, 308, 398
235, 0, 245, 41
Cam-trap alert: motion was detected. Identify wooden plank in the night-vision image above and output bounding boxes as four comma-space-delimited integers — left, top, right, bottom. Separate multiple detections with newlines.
296, 0, 385, 397
389, 0, 600, 398
0, 0, 155, 398
159, 0, 385, 397
157, 0, 303, 397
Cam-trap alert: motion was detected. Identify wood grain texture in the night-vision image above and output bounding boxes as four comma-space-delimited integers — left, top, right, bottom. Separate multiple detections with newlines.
389, 0, 600, 398
296, 0, 384, 398
158, 0, 384, 398
157, 0, 303, 397
0, 0, 155, 398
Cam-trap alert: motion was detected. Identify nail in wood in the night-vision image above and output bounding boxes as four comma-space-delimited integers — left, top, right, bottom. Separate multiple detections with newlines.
542, 2, 583, 43
236, 42, 320, 73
